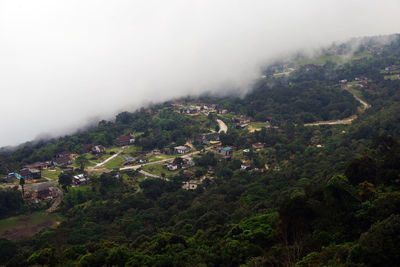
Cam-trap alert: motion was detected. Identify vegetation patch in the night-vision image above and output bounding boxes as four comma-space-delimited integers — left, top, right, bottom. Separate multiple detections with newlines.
0, 211, 63, 240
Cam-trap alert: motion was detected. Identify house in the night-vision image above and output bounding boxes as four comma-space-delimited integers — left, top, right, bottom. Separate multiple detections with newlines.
72, 174, 88, 185
241, 162, 251, 170
115, 136, 135, 146
37, 188, 52, 200
203, 104, 216, 111
217, 109, 228, 114
339, 79, 347, 84
217, 146, 235, 157
174, 146, 190, 154
167, 163, 178, 171
52, 156, 72, 167
24, 162, 50, 170
15, 168, 41, 179
232, 116, 251, 124
232, 123, 248, 129
36, 184, 54, 201
252, 142, 265, 150
182, 157, 195, 169
355, 75, 368, 81
385, 65, 400, 72
184, 171, 195, 180
180, 106, 198, 114
182, 180, 201, 190
55, 151, 71, 158
92, 145, 106, 154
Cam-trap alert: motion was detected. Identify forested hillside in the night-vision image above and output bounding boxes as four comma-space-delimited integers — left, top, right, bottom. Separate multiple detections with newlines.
0, 35, 400, 266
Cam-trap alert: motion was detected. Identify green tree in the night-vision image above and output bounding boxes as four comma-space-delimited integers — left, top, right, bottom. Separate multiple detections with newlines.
76, 155, 89, 172
58, 173, 72, 192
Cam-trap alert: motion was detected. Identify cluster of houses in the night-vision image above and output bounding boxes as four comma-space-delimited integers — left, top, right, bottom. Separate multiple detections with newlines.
160, 145, 191, 156
384, 65, 400, 73
52, 152, 73, 167
232, 116, 251, 129
178, 103, 228, 115
26, 183, 58, 203
195, 133, 220, 145
9, 151, 73, 180
339, 76, 370, 89
83, 144, 106, 154
165, 157, 195, 171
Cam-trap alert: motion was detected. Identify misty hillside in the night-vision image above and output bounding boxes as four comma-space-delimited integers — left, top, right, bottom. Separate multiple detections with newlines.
0, 34, 400, 266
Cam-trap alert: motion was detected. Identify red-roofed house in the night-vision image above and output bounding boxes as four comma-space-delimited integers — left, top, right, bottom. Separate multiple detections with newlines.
252, 142, 265, 150
115, 136, 135, 146
92, 145, 106, 154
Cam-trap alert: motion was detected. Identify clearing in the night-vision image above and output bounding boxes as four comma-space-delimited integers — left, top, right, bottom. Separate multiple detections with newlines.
0, 211, 63, 240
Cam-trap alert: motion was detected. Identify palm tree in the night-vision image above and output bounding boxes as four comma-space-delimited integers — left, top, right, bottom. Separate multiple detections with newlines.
19, 178, 25, 197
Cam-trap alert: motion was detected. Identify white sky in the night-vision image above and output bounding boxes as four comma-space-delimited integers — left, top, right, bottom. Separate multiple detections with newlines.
0, 0, 399, 147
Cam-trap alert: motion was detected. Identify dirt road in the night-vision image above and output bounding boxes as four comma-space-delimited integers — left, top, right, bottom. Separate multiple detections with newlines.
47, 187, 64, 213
94, 149, 124, 168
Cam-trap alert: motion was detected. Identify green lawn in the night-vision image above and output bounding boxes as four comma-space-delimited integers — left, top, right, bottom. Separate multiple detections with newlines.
249, 122, 268, 130
42, 169, 62, 180
0, 211, 63, 240
103, 156, 126, 169
384, 74, 400, 80
351, 51, 372, 61
233, 150, 244, 158
123, 145, 141, 155
142, 164, 179, 177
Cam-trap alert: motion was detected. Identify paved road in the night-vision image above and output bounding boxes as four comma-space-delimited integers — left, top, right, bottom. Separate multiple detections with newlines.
217, 119, 228, 133
120, 150, 202, 172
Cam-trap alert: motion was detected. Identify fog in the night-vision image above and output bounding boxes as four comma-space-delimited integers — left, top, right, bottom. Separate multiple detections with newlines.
0, 0, 399, 147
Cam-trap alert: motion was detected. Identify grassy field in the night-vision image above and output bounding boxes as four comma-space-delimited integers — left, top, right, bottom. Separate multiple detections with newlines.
0, 211, 63, 240
297, 51, 371, 66
142, 164, 179, 176
42, 169, 62, 180
233, 150, 244, 158
384, 74, 400, 80
122, 145, 141, 156
103, 156, 125, 169
148, 154, 176, 162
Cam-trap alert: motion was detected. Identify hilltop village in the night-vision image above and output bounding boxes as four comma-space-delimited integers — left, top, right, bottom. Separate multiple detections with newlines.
4, 101, 285, 204
0, 35, 400, 266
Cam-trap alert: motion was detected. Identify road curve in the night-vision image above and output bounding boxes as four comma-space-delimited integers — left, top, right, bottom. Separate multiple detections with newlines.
217, 119, 228, 133
304, 88, 371, 127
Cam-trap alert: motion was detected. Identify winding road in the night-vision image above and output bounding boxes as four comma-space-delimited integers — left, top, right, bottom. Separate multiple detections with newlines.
304, 87, 371, 126
217, 119, 228, 133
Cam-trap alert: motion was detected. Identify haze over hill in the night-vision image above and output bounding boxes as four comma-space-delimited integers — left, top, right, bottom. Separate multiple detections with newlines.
0, 0, 399, 147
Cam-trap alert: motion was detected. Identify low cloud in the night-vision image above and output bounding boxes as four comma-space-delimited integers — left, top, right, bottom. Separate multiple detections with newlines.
0, 0, 399, 147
